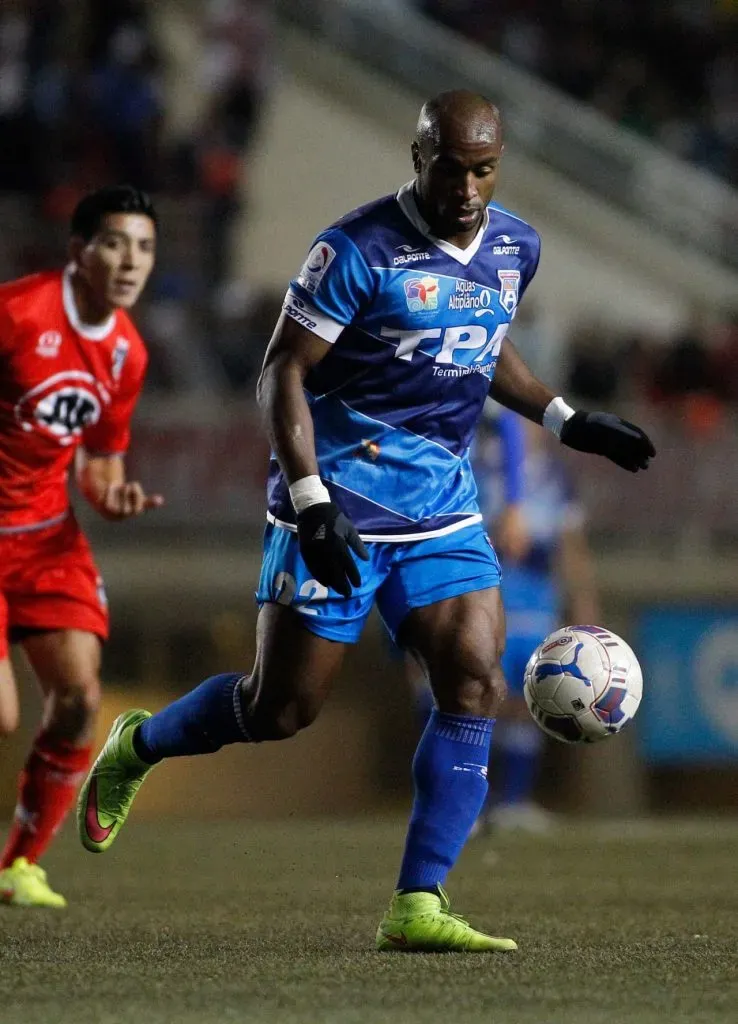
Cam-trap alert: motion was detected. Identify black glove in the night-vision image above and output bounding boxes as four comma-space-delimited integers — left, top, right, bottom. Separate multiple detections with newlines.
560, 411, 656, 472
297, 502, 369, 598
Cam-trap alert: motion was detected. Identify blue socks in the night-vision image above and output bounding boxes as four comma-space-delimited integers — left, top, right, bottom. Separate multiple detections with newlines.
134, 673, 251, 763
397, 710, 494, 890
496, 721, 544, 807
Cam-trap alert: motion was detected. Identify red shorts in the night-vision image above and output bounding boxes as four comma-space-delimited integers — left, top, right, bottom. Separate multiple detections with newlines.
0, 515, 109, 659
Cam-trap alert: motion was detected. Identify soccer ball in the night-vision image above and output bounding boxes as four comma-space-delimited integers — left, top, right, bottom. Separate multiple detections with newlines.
523, 625, 642, 744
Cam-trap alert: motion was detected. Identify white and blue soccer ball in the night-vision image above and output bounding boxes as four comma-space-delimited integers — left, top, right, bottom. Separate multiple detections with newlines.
523, 625, 643, 744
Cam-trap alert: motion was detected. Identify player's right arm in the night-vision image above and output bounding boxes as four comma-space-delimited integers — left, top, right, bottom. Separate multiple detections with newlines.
257, 231, 372, 598
257, 316, 331, 486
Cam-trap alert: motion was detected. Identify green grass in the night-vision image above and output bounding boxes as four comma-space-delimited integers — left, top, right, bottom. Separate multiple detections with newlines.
1, 816, 736, 1024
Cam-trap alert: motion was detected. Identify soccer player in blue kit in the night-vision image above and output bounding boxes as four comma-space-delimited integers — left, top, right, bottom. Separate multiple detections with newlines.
78, 91, 655, 951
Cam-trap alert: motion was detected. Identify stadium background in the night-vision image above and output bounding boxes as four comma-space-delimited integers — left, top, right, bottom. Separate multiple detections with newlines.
2, 0, 738, 822
2, 5, 738, 1023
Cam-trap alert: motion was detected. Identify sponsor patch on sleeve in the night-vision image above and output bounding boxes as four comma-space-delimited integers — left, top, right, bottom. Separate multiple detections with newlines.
295, 242, 336, 295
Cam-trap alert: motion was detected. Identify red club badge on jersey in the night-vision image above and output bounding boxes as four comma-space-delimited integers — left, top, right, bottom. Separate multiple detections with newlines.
15, 371, 110, 446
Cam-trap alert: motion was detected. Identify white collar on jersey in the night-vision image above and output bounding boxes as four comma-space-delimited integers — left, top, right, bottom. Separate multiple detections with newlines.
62, 264, 116, 341
396, 181, 490, 267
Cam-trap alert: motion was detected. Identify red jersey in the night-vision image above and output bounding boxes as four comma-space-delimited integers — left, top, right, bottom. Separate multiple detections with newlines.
0, 268, 148, 531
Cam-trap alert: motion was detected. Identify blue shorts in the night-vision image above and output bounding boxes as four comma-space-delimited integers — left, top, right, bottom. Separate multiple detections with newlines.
256, 522, 501, 645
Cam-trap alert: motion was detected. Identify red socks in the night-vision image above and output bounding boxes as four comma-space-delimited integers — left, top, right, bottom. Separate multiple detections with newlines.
1, 731, 92, 867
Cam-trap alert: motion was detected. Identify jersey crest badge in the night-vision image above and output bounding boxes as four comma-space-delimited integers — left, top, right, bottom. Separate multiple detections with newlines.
497, 270, 520, 315
36, 330, 63, 358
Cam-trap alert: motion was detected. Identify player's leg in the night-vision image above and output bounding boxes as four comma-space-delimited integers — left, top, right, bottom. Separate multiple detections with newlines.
0, 657, 20, 737
79, 604, 347, 853
375, 526, 516, 951
0, 629, 100, 908
78, 523, 381, 852
395, 584, 506, 887
0, 592, 20, 735
0, 518, 107, 905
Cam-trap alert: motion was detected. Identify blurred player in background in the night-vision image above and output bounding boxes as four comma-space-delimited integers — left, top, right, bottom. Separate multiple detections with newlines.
476, 409, 600, 832
80, 92, 653, 951
0, 186, 161, 908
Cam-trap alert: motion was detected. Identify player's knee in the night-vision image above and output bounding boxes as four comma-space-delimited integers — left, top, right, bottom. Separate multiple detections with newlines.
48, 678, 101, 736
451, 668, 507, 718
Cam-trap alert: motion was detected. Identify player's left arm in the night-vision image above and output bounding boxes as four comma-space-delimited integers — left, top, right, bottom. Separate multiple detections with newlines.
489, 336, 656, 473
78, 343, 164, 520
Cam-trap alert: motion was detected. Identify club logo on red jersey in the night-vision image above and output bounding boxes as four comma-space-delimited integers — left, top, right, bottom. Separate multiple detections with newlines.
15, 371, 110, 446
35, 330, 63, 358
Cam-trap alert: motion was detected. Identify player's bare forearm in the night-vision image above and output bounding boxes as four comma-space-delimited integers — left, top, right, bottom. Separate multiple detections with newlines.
76, 451, 163, 520
488, 337, 556, 424
256, 317, 331, 485
257, 355, 320, 484
76, 451, 125, 510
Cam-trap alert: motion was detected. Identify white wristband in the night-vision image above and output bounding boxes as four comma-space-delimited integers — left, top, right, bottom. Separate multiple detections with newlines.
543, 397, 576, 439
289, 475, 331, 514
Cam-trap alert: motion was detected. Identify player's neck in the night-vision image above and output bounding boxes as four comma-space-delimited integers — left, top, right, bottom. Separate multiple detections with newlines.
69, 272, 115, 327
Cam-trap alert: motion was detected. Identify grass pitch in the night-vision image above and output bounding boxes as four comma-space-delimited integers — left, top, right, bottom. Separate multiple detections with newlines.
1, 815, 736, 1024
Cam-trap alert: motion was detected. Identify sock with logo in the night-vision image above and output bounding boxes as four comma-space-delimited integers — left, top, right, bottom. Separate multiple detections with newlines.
0, 732, 92, 867
133, 672, 252, 763
396, 710, 494, 890
496, 720, 544, 806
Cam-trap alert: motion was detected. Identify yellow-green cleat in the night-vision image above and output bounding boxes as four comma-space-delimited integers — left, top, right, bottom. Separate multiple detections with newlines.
376, 886, 517, 952
0, 857, 67, 909
77, 709, 155, 853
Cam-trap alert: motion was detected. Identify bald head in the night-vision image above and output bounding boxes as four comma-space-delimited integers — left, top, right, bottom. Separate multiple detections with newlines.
411, 91, 504, 245
416, 90, 502, 155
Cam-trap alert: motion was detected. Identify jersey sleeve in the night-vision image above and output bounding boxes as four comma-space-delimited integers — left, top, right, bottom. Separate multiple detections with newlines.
518, 229, 541, 305
282, 228, 375, 343
82, 345, 147, 456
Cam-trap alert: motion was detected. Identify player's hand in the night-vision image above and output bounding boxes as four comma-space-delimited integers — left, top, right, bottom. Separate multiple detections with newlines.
560, 411, 656, 472
296, 502, 369, 598
99, 481, 165, 520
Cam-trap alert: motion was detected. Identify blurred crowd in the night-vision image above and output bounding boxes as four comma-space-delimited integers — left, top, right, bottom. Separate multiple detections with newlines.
0, 0, 275, 392
515, 302, 738, 439
423, 0, 738, 187
1, 0, 737, 406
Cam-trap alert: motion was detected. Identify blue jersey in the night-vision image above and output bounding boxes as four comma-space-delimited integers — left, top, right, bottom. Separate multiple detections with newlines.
268, 182, 541, 541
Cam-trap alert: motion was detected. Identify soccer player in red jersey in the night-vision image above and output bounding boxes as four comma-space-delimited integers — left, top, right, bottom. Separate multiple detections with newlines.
0, 185, 162, 907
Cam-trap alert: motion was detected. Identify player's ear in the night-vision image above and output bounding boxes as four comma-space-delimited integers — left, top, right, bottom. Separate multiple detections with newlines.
68, 235, 85, 267
411, 141, 421, 174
